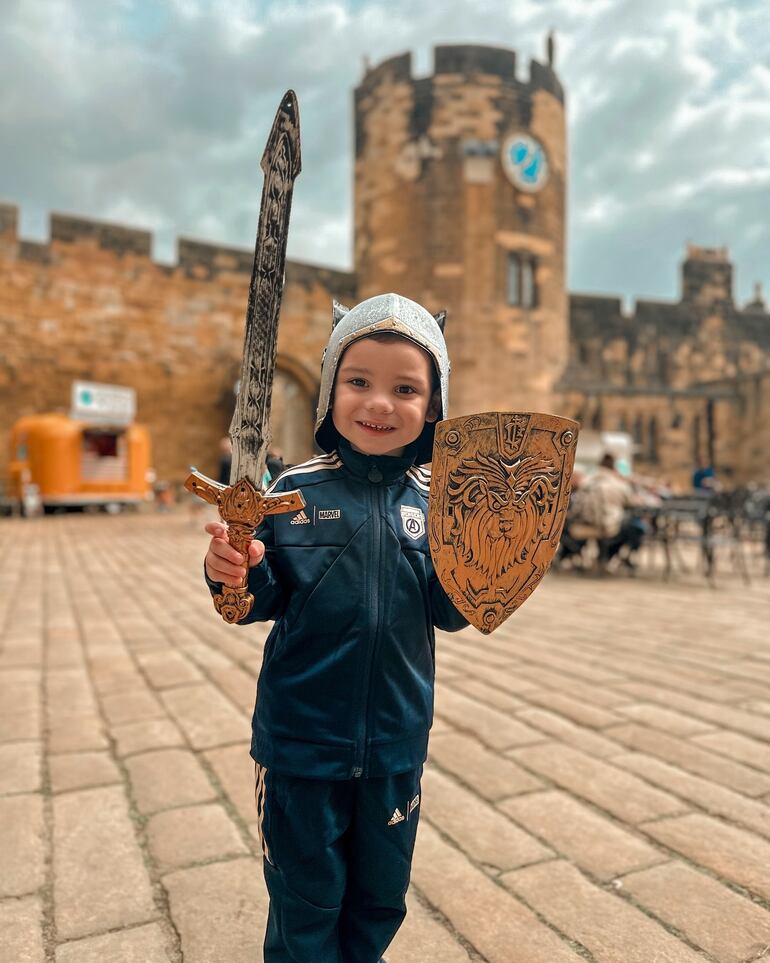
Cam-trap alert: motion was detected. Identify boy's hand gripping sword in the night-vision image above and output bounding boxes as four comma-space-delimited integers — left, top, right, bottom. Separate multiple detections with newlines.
184, 91, 305, 624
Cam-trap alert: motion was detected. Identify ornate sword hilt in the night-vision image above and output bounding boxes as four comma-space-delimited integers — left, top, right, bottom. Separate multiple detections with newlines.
185, 469, 305, 624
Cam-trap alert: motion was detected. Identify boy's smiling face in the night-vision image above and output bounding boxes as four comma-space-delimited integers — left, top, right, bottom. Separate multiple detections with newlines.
331, 335, 440, 457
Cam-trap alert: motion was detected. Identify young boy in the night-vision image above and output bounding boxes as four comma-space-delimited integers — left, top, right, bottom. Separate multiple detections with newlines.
204, 293, 468, 962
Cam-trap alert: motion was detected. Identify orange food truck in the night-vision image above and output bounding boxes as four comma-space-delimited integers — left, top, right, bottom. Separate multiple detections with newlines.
7, 382, 153, 514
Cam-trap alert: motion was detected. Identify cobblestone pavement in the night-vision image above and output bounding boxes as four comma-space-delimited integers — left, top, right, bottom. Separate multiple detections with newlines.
2, 511, 770, 963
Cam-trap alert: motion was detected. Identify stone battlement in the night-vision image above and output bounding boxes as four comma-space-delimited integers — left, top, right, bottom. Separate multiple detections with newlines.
51, 213, 152, 257
0, 203, 356, 290
358, 43, 564, 102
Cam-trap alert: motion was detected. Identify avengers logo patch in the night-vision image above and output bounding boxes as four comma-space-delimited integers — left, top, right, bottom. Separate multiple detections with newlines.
400, 505, 425, 540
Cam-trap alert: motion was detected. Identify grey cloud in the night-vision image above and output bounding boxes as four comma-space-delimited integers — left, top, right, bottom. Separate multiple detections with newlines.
1, 0, 767, 304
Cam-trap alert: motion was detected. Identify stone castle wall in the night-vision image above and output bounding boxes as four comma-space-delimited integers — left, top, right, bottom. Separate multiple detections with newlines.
3, 43, 770, 492
562, 246, 770, 485
0, 203, 354, 484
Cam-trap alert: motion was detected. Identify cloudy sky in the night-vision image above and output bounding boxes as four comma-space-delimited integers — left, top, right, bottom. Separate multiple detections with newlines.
2, 0, 768, 304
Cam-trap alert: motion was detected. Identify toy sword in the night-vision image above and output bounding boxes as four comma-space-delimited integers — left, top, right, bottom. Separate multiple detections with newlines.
185, 90, 305, 624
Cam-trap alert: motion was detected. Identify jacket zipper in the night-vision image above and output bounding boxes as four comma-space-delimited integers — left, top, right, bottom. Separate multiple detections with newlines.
352, 481, 383, 777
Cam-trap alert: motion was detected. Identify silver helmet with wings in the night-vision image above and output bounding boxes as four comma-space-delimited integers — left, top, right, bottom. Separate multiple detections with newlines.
314, 292, 449, 464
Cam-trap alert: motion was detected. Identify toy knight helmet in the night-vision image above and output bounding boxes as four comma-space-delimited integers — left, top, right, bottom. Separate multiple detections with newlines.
314, 292, 450, 464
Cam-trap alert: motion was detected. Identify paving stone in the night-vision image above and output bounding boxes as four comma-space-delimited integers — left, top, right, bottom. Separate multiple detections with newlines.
605, 723, 770, 796
49, 750, 121, 793
445, 660, 540, 695
55, 923, 171, 963
411, 822, 583, 963
147, 803, 248, 872
423, 768, 552, 871
0, 895, 43, 963
511, 743, 686, 823
642, 813, 770, 903
622, 861, 770, 963
614, 682, 770, 742
429, 731, 543, 802
48, 715, 108, 754
0, 741, 41, 794
165, 858, 268, 963
501, 859, 706, 963
515, 707, 622, 758
0, 709, 41, 743
100, 688, 166, 726
135, 649, 203, 688
513, 665, 632, 707
0, 794, 45, 897
160, 683, 248, 748
111, 717, 185, 757
386, 893, 472, 962
692, 729, 770, 773
516, 690, 622, 729
615, 702, 716, 737
614, 751, 770, 839
203, 743, 255, 821
499, 790, 667, 881
125, 748, 216, 814
434, 686, 543, 750
53, 785, 157, 939
208, 665, 256, 714
47, 669, 96, 716
743, 699, 770, 718
87, 654, 144, 696
448, 677, 524, 713
0, 669, 40, 715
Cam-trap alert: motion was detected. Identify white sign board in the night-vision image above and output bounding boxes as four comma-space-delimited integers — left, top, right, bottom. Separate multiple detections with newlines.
575, 430, 634, 477
71, 381, 136, 426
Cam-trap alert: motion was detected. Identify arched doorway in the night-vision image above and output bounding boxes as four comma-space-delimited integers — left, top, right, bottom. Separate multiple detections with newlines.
270, 361, 317, 466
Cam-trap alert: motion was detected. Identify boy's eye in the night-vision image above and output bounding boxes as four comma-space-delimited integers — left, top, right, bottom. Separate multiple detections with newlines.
348, 378, 367, 388
396, 385, 417, 395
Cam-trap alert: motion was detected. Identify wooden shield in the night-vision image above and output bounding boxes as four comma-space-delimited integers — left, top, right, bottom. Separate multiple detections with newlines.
429, 412, 579, 634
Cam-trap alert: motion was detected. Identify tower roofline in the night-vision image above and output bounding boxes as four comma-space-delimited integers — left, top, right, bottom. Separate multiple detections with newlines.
357, 43, 564, 103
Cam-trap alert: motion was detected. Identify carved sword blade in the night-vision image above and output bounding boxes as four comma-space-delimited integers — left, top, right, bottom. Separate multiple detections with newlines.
231, 89, 302, 487
184, 91, 305, 624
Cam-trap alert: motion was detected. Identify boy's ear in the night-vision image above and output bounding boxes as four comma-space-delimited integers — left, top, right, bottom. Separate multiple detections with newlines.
425, 390, 441, 424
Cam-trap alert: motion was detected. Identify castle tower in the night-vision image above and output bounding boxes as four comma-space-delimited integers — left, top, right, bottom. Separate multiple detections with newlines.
354, 43, 567, 416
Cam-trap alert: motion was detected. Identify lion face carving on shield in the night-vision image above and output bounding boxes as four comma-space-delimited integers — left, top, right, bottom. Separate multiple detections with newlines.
446, 452, 561, 581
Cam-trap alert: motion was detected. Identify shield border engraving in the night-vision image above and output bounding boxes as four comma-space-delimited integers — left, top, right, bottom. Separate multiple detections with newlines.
429, 412, 579, 634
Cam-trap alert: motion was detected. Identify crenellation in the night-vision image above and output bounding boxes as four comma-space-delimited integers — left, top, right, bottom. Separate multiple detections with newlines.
434, 45, 516, 80
528, 58, 565, 103
285, 261, 356, 300
358, 52, 412, 93
0, 203, 18, 236
177, 237, 252, 278
50, 213, 152, 257
18, 240, 51, 264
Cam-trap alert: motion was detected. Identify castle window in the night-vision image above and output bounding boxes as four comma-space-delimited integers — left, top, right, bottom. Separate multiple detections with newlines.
647, 416, 659, 463
507, 252, 537, 308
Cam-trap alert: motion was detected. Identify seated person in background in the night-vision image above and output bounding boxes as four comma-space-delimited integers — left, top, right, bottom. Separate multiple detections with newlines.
573, 453, 646, 569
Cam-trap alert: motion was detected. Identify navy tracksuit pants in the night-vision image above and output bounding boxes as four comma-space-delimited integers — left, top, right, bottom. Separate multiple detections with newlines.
255, 765, 423, 963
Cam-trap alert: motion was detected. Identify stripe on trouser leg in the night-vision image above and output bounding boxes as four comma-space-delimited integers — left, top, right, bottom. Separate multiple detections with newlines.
254, 763, 274, 865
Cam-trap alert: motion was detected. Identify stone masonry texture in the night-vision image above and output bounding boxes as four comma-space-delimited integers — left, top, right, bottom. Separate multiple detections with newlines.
1, 510, 769, 961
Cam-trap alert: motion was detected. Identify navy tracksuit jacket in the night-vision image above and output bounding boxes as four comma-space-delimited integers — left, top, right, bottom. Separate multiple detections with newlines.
207, 438, 468, 962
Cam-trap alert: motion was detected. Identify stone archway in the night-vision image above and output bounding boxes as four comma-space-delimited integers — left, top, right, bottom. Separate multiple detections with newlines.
270, 358, 318, 466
